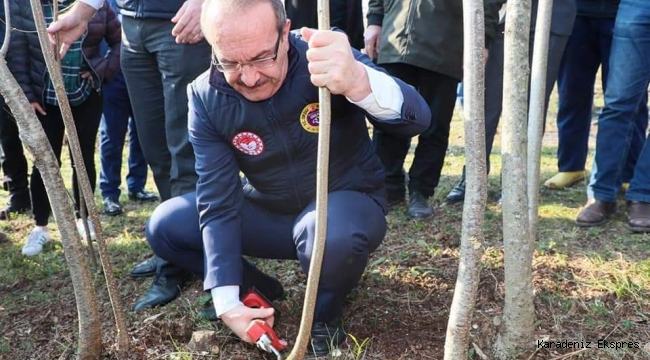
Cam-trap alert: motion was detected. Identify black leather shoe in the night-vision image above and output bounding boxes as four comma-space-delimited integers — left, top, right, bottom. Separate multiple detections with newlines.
407, 192, 433, 219
103, 197, 124, 216
446, 176, 466, 203
130, 256, 160, 278
0, 202, 31, 220
128, 190, 158, 202
308, 317, 347, 357
132, 261, 188, 311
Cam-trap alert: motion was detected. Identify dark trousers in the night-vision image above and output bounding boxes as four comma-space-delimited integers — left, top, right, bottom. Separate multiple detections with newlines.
480, 28, 569, 173
31, 91, 102, 226
556, 16, 648, 179
0, 100, 30, 206
146, 190, 386, 322
99, 72, 148, 200
121, 17, 211, 201
372, 63, 459, 198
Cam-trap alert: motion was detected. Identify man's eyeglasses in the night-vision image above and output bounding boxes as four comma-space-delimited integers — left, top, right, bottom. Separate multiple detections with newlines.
213, 31, 282, 73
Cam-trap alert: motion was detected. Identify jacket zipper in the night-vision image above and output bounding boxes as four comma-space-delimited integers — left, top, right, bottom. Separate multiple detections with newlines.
267, 100, 304, 209
81, 33, 102, 90
404, 0, 417, 35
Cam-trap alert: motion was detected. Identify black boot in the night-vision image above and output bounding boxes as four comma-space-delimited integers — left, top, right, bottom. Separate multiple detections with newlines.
0, 189, 31, 220
446, 170, 466, 203
132, 260, 189, 311
308, 317, 347, 357
407, 192, 433, 219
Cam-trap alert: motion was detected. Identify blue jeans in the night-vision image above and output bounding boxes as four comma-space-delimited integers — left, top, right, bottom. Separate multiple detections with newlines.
99, 72, 148, 200
557, 15, 648, 175
589, 0, 650, 203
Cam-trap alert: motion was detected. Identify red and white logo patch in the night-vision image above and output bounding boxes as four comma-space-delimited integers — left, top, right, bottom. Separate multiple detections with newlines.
232, 132, 264, 156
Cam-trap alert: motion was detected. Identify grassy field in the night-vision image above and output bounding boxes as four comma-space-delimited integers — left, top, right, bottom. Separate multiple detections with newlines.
0, 85, 649, 360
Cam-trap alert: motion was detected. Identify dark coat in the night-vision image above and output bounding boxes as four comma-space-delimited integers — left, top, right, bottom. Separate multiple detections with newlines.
576, 0, 619, 17
115, 0, 185, 19
189, 33, 431, 289
285, 0, 365, 49
7, 0, 122, 106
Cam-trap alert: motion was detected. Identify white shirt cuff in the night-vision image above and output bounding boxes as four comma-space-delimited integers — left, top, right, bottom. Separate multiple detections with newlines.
347, 64, 404, 121
211, 285, 243, 317
80, 0, 105, 10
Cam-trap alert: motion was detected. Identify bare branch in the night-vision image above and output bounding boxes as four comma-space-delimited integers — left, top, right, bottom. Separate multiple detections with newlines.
1, 0, 11, 57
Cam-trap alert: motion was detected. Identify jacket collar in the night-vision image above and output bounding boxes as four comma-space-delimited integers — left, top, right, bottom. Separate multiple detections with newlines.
208, 31, 305, 98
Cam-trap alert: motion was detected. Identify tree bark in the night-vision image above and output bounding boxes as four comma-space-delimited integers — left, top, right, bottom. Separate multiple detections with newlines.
28, 1, 130, 355
496, 0, 534, 357
443, 0, 487, 359
0, 58, 102, 360
527, 0, 553, 241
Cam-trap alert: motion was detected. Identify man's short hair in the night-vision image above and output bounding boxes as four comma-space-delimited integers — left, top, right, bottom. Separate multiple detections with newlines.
202, 0, 287, 42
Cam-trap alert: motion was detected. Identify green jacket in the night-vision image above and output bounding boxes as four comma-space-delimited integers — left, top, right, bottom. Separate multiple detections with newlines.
367, 0, 502, 80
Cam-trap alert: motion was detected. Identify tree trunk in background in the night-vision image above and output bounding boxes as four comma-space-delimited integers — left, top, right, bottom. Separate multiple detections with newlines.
443, 0, 487, 358
28, 1, 130, 355
0, 59, 102, 360
495, 0, 534, 358
528, 0, 553, 241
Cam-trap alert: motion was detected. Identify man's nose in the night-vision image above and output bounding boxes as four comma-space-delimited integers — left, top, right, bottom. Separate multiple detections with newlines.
240, 65, 261, 87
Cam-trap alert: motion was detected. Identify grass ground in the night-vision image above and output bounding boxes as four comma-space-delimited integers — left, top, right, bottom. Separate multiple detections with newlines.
0, 85, 649, 360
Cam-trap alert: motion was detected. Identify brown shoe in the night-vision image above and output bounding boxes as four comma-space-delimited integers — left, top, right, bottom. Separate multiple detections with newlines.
627, 201, 650, 233
575, 199, 616, 227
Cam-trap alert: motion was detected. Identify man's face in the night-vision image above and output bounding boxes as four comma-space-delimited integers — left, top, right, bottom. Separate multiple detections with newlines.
210, 3, 290, 102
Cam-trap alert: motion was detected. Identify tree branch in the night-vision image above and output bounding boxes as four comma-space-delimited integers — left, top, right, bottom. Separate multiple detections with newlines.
1, 0, 11, 57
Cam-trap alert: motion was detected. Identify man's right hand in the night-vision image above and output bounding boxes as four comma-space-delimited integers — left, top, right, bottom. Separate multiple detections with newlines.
31, 102, 46, 116
47, 2, 97, 58
363, 25, 382, 61
220, 304, 287, 346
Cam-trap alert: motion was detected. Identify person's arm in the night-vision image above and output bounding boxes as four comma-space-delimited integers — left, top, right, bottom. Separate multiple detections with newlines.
301, 27, 431, 138
484, 0, 506, 48
363, 0, 383, 60
47, 1, 102, 57
102, 5, 122, 83
7, 1, 36, 103
187, 84, 244, 295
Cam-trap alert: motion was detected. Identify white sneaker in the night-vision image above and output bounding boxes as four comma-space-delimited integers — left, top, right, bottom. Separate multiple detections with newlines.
76, 218, 96, 241
22, 228, 50, 256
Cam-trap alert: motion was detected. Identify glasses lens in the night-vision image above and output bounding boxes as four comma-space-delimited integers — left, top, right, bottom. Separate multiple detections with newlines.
250, 58, 275, 70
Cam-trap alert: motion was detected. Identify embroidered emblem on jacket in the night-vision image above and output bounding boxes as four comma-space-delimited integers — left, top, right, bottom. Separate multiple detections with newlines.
300, 103, 319, 133
232, 132, 264, 156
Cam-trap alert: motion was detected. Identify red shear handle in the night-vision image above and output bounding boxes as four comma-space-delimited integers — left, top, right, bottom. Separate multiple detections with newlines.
242, 290, 272, 309
246, 320, 286, 351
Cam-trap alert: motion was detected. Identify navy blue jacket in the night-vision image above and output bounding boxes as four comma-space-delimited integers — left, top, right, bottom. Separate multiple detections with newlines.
577, 0, 619, 18
188, 33, 431, 291
115, 0, 184, 19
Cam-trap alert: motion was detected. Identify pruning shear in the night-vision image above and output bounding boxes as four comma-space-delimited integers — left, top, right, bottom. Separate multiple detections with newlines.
243, 289, 285, 359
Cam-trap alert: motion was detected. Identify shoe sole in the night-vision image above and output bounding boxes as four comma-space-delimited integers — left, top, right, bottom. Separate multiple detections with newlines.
575, 218, 608, 228
446, 196, 464, 204
130, 271, 156, 278
627, 224, 650, 233
544, 177, 584, 190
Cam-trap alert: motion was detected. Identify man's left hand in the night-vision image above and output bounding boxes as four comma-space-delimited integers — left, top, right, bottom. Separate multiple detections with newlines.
301, 28, 370, 101
171, 0, 205, 44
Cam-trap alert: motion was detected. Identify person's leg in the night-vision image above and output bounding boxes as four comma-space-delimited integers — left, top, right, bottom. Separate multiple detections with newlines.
23, 104, 65, 256
70, 91, 102, 218
447, 28, 504, 202
407, 69, 458, 198
580, 0, 650, 226
372, 63, 419, 205
142, 191, 298, 310
99, 72, 129, 205
622, 94, 648, 183
554, 17, 600, 176
126, 117, 148, 194
149, 21, 211, 198
121, 17, 172, 201
0, 104, 31, 216
293, 190, 386, 356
